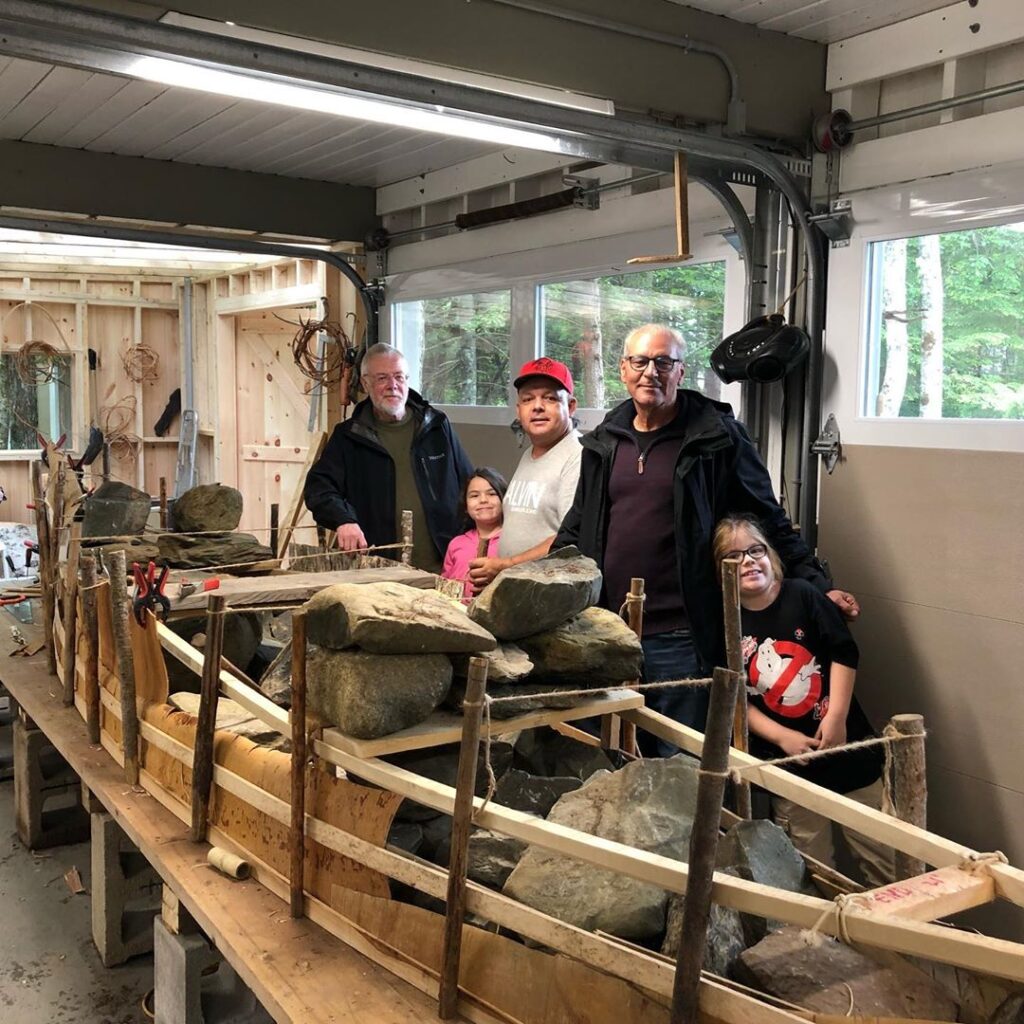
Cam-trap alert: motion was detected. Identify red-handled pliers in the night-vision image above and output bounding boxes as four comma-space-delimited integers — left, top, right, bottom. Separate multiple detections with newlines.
131, 561, 171, 626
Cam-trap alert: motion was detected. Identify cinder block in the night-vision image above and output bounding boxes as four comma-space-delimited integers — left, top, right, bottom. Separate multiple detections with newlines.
91, 811, 162, 967
13, 716, 89, 849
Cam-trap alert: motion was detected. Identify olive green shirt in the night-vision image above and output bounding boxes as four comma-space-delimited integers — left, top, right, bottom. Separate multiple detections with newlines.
373, 411, 442, 572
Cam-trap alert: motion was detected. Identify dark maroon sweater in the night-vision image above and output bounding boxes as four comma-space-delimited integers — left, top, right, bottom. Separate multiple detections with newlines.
604, 416, 688, 636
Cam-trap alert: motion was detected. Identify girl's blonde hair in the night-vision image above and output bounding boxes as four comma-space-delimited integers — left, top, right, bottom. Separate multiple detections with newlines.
712, 514, 785, 583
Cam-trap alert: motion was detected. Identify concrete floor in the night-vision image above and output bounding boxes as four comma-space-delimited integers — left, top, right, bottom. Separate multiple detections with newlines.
0, 772, 154, 1023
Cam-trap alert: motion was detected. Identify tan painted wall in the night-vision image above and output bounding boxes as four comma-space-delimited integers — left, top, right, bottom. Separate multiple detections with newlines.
819, 444, 1024, 940
450, 421, 523, 484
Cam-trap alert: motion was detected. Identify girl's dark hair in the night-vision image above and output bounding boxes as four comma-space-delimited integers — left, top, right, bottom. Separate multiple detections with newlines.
460, 467, 508, 529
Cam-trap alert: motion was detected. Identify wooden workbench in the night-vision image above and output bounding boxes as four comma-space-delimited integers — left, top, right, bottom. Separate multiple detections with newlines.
0, 618, 463, 1024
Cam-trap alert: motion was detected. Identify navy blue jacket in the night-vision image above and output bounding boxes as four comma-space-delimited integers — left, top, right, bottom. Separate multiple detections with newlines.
554, 390, 830, 671
304, 391, 474, 559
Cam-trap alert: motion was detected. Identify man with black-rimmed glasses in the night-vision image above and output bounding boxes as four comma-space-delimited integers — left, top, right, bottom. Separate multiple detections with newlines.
554, 323, 857, 747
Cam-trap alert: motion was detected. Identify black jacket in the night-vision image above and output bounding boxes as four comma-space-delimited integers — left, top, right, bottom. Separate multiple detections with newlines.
304, 391, 474, 558
553, 390, 830, 671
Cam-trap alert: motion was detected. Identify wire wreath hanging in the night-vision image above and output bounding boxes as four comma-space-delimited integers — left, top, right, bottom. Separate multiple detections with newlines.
279, 297, 354, 392
99, 392, 142, 462
122, 342, 160, 384
0, 302, 72, 386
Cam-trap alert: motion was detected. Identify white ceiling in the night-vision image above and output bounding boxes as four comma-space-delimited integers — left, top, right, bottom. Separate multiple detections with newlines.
0, 55, 500, 189
663, 0, 961, 44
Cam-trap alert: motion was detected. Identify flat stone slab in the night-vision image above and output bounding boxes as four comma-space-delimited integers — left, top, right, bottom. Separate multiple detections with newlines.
172, 483, 243, 533
517, 606, 642, 685
450, 642, 533, 683
735, 927, 958, 1019
309, 649, 452, 739
503, 754, 700, 940
158, 532, 273, 570
468, 547, 601, 641
306, 581, 497, 654
168, 692, 281, 744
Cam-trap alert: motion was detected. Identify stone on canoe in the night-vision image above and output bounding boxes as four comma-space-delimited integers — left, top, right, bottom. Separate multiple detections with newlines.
257, 639, 331, 708
172, 483, 243, 533
468, 547, 601, 641
450, 642, 533, 683
168, 692, 281, 744
82, 481, 151, 539
661, 867, 747, 977
493, 769, 582, 817
308, 649, 452, 739
517, 606, 642, 685
502, 754, 700, 940
163, 611, 263, 694
306, 581, 496, 654
157, 532, 273, 570
512, 729, 614, 781
85, 536, 162, 567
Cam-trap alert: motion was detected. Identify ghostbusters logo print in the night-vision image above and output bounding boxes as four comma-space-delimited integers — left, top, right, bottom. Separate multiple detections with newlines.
743, 635, 822, 718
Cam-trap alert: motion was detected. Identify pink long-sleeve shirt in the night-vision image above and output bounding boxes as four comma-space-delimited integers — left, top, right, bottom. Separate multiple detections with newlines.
442, 528, 501, 601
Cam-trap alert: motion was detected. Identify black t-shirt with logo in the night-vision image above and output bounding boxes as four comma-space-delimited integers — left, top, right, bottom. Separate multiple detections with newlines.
740, 578, 882, 794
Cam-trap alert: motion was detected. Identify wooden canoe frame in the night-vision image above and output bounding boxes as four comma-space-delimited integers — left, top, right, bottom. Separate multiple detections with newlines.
52, 567, 1024, 1024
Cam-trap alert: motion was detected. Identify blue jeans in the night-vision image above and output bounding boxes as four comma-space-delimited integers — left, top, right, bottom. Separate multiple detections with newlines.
639, 629, 708, 758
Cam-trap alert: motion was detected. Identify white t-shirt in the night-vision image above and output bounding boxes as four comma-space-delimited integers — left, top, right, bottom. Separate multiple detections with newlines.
498, 431, 582, 558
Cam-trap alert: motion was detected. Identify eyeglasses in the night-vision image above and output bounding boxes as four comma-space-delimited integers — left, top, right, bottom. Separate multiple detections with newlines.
722, 543, 768, 563
366, 372, 408, 386
623, 355, 682, 374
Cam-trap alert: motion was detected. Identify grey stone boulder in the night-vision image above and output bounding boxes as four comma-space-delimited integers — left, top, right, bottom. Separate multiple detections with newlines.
447, 678, 597, 719
661, 866, 748, 977
157, 532, 274, 570
493, 769, 582, 817
86, 536, 162, 567
990, 993, 1024, 1024
717, 819, 819, 944
82, 481, 151, 539
168, 692, 282, 745
513, 729, 614, 781
518, 606, 643, 685
502, 754, 701, 940
437, 829, 527, 890
450, 642, 533, 683
257, 639, 331, 708
735, 927, 958, 1019
172, 483, 243, 533
164, 611, 263, 694
306, 581, 497, 654
468, 547, 601, 640
309, 649, 452, 739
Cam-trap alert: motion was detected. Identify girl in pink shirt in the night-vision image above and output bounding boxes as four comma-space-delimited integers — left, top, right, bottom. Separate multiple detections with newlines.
442, 467, 507, 601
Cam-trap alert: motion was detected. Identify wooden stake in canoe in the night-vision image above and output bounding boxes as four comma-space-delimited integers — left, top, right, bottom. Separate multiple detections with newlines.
191, 593, 227, 842
401, 509, 414, 566
60, 522, 83, 707
669, 665, 741, 1024
31, 460, 57, 676
269, 502, 280, 560
619, 577, 646, 757
79, 556, 103, 745
721, 559, 751, 819
438, 655, 489, 1020
107, 550, 140, 787
888, 713, 927, 879
626, 152, 692, 266
290, 609, 308, 918
159, 477, 168, 530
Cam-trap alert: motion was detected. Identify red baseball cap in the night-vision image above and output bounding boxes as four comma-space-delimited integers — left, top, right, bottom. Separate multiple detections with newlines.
513, 356, 574, 395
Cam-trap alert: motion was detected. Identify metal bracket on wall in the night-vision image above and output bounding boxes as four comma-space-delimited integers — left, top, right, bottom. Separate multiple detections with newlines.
563, 176, 601, 210
810, 413, 842, 474
808, 198, 853, 248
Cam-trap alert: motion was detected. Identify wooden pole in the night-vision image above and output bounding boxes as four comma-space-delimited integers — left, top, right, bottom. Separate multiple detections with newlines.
289, 610, 307, 918
159, 477, 168, 530
619, 577, 645, 757
400, 509, 413, 566
59, 523, 83, 706
191, 593, 227, 842
49, 462, 65, 577
30, 460, 57, 676
438, 656, 489, 1020
269, 502, 280, 560
889, 713, 927, 879
669, 666, 741, 1024
79, 556, 102, 745
107, 550, 140, 786
722, 559, 751, 819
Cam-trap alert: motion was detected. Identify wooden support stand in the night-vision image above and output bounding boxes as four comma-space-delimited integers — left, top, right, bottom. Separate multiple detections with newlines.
619, 577, 645, 757
107, 551, 139, 786
669, 666, 741, 1024
159, 476, 168, 530
191, 594, 226, 841
721, 560, 751, 818
290, 610, 307, 918
79, 556, 102, 745
889, 713, 927, 879
438, 656, 489, 1020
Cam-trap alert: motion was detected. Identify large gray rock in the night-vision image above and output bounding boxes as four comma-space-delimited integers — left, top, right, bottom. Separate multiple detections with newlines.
306, 582, 497, 654
494, 769, 582, 817
172, 483, 243, 533
518, 607, 643, 685
437, 829, 527, 890
168, 692, 283, 746
157, 532, 274, 570
447, 678, 598, 718
257, 639, 330, 708
164, 611, 263, 694
86, 536, 162, 567
990, 993, 1024, 1024
468, 547, 601, 640
450, 642, 533, 683
502, 755, 700, 940
735, 927, 958, 1020
82, 481, 151, 538
513, 729, 614, 781
308, 649, 452, 739
661, 867, 748, 977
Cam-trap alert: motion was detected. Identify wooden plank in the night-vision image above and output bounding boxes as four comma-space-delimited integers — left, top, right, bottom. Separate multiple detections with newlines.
242, 444, 309, 463
169, 564, 437, 614
856, 867, 995, 923
321, 689, 645, 758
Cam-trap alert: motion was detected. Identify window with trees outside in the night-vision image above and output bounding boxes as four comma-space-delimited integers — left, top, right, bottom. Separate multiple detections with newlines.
0, 352, 71, 450
865, 222, 1024, 419
391, 291, 511, 406
539, 263, 727, 409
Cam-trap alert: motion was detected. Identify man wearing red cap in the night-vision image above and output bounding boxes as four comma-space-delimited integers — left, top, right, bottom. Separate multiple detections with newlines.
468, 357, 581, 592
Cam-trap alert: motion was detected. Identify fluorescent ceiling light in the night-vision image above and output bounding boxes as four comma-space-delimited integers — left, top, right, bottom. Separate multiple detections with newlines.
161, 11, 615, 117
129, 55, 569, 152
